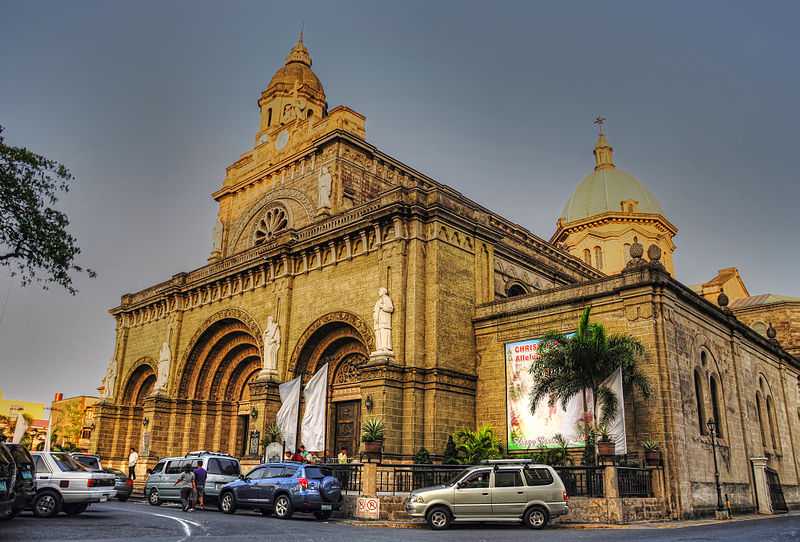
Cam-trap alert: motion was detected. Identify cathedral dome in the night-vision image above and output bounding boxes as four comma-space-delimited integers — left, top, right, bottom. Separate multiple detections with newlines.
266, 34, 325, 98
560, 132, 663, 223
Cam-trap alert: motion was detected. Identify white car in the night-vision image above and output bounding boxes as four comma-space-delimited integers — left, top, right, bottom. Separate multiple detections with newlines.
30, 452, 116, 517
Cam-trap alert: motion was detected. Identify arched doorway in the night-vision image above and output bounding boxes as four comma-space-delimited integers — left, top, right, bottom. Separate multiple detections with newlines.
179, 316, 261, 456
290, 313, 372, 457
122, 363, 156, 406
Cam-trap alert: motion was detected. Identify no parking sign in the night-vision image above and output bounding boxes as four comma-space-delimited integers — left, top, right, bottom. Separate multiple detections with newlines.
356, 497, 380, 520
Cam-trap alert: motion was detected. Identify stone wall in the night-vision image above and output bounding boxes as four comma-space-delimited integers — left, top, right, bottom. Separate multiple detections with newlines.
560, 497, 668, 524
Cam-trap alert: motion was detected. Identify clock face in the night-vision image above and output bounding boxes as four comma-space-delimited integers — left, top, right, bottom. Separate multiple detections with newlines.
275, 130, 289, 151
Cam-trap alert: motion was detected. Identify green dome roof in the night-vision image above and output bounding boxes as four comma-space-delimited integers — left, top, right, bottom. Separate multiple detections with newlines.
560, 132, 663, 223
560, 167, 663, 223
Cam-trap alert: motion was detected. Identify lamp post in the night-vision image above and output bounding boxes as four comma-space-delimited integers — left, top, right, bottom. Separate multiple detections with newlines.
706, 418, 725, 515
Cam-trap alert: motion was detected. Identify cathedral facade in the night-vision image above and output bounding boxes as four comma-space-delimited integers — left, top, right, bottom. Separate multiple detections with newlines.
90, 36, 800, 517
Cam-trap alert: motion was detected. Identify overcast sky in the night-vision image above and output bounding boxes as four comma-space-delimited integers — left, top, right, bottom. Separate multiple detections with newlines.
1, 1, 798, 408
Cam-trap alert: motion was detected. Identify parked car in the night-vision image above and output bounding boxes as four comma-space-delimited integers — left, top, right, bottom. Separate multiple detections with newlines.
218, 462, 342, 520
30, 452, 116, 517
145, 451, 240, 506
70, 453, 133, 501
0, 444, 16, 520
1, 444, 36, 519
405, 460, 569, 530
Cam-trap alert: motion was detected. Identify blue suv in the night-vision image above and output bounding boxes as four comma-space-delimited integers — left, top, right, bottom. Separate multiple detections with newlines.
219, 462, 342, 520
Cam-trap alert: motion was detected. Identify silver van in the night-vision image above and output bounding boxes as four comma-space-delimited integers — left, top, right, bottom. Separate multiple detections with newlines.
30, 452, 116, 517
406, 460, 569, 530
145, 452, 240, 506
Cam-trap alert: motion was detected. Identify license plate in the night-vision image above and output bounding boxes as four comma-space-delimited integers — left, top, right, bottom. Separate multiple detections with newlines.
100, 495, 108, 502
21, 471, 32, 480
321, 504, 332, 511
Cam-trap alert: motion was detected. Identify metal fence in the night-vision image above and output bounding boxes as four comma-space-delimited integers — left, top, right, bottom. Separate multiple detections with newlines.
554, 466, 605, 497
616, 467, 652, 497
377, 464, 466, 494
326, 463, 363, 493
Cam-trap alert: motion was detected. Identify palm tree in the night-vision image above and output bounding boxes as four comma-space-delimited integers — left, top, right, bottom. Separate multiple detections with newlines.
453, 425, 502, 464
529, 307, 652, 449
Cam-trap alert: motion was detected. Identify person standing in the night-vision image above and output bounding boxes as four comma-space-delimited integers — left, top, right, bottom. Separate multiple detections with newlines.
128, 447, 138, 480
337, 447, 349, 464
174, 464, 196, 512
193, 460, 207, 511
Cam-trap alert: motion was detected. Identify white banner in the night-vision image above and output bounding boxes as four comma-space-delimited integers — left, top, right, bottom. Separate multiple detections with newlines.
301, 363, 328, 452
276, 376, 302, 453
12, 413, 28, 444
599, 367, 627, 455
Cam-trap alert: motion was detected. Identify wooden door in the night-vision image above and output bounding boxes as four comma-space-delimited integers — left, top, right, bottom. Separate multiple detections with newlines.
333, 400, 361, 457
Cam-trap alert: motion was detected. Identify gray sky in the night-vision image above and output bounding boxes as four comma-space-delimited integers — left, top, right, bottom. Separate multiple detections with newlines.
1, 1, 798, 408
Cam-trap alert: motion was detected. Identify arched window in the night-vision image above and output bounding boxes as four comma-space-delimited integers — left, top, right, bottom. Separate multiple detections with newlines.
507, 283, 527, 298
694, 369, 707, 435
307, 109, 313, 119
594, 246, 604, 270
709, 375, 723, 438
583, 249, 592, 266
766, 396, 779, 454
756, 391, 768, 451
267, 108, 273, 127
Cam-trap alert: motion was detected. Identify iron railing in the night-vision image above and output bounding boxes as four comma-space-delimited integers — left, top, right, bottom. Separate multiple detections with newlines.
554, 466, 605, 497
325, 463, 363, 493
377, 464, 466, 494
617, 467, 652, 497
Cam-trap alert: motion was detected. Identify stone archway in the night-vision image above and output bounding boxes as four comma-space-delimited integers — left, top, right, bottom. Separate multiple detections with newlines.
121, 361, 156, 406
178, 315, 262, 456
289, 313, 372, 456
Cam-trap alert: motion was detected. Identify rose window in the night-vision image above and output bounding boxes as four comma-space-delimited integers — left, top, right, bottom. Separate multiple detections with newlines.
254, 206, 288, 245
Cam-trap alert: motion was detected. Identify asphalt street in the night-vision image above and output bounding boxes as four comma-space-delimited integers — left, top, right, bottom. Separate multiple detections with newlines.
1, 500, 799, 542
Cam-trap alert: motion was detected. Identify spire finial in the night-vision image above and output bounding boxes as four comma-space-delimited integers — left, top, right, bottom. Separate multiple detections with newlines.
592, 116, 615, 171
299, 22, 304, 43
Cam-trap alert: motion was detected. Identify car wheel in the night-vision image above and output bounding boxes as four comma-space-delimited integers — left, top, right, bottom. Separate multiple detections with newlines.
148, 488, 161, 506
426, 506, 452, 530
33, 491, 61, 518
523, 506, 549, 529
313, 510, 331, 521
63, 503, 88, 516
220, 492, 237, 514
273, 494, 293, 519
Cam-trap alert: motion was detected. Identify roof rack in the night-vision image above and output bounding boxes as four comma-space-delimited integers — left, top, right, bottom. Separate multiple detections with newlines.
481, 459, 533, 464
184, 450, 235, 458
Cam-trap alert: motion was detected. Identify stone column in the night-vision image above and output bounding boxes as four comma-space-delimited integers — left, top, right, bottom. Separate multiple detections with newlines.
603, 466, 623, 523
361, 462, 378, 497
750, 457, 773, 514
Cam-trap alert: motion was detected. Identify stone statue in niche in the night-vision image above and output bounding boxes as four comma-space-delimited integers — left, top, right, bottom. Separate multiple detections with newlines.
318, 166, 332, 209
100, 359, 117, 399
212, 218, 224, 252
282, 103, 295, 123
261, 315, 281, 377
155, 341, 171, 393
372, 288, 394, 354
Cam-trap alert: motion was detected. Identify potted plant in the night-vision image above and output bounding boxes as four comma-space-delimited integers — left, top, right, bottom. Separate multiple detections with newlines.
596, 424, 616, 457
361, 417, 385, 456
642, 439, 661, 466
265, 422, 282, 444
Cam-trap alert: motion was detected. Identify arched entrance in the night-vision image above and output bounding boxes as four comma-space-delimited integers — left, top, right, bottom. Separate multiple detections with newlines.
290, 313, 372, 457
179, 316, 262, 456
122, 362, 156, 406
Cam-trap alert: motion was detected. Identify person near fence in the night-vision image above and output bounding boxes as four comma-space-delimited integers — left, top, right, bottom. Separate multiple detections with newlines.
174, 463, 197, 512
338, 447, 349, 464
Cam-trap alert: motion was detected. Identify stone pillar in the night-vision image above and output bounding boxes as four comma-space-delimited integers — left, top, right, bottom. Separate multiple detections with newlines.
604, 465, 619, 499
362, 462, 377, 497
750, 457, 773, 514
649, 467, 666, 499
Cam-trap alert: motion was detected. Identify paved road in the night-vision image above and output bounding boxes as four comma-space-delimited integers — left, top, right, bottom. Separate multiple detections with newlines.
1, 501, 798, 542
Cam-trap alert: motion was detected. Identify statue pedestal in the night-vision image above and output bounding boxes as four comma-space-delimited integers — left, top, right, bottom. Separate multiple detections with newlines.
368, 351, 395, 365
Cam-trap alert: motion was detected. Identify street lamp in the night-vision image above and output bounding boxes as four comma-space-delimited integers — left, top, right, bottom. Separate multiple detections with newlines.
706, 418, 724, 514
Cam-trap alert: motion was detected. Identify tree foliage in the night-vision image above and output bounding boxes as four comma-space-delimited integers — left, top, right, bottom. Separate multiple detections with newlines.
0, 125, 94, 294
529, 307, 652, 435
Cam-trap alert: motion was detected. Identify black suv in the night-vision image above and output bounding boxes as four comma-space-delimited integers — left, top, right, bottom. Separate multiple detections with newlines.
219, 462, 342, 520
0, 443, 16, 520
1, 444, 36, 520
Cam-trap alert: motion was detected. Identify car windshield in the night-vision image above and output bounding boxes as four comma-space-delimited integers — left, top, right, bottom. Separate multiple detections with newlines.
51, 453, 89, 472
447, 469, 472, 486
8, 446, 33, 467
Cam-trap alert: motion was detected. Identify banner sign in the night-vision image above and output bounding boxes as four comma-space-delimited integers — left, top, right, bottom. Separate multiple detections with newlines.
505, 335, 627, 452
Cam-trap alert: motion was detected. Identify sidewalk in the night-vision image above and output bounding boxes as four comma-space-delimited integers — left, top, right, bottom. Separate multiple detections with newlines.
342, 510, 800, 530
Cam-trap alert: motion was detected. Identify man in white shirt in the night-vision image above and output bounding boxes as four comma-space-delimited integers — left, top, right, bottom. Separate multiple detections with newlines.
128, 447, 139, 480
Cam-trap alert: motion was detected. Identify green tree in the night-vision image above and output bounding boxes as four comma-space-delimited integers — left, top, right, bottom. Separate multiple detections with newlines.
529, 307, 652, 452
453, 425, 502, 465
0, 125, 94, 294
52, 402, 82, 447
